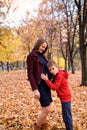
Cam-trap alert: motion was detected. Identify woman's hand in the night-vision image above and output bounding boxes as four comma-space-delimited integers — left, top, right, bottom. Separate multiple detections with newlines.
41, 73, 48, 80
33, 89, 40, 99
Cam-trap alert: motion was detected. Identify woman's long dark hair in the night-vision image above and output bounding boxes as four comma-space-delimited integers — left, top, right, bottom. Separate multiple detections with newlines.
33, 38, 48, 54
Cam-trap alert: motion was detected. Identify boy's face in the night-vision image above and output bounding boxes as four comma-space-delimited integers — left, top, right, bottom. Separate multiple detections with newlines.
48, 65, 58, 76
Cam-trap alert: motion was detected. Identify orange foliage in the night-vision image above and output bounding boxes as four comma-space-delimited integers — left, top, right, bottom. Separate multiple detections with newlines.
0, 70, 87, 130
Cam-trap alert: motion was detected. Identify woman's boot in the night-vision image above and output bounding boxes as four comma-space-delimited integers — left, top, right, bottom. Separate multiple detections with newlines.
33, 123, 41, 130
41, 123, 48, 130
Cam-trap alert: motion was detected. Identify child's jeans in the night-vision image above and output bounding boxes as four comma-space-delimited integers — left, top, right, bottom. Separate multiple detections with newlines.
61, 101, 73, 130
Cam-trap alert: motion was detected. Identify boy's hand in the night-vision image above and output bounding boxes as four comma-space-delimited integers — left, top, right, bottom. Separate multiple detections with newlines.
41, 73, 48, 80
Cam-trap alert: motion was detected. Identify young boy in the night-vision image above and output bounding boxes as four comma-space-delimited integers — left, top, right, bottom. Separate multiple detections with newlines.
41, 60, 73, 130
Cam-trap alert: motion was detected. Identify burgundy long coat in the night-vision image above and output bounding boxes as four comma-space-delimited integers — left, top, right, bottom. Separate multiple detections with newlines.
27, 50, 47, 91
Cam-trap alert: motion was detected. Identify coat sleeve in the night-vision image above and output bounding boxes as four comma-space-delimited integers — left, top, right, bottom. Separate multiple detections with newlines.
27, 55, 38, 91
45, 74, 63, 91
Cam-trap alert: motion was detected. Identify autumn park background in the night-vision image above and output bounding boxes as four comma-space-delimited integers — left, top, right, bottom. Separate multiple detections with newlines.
0, 0, 87, 130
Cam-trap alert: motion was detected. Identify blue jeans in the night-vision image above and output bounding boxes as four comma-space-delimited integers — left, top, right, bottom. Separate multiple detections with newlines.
61, 102, 73, 130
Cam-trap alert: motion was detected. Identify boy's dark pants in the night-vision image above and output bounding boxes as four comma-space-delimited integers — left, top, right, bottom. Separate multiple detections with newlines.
61, 102, 73, 130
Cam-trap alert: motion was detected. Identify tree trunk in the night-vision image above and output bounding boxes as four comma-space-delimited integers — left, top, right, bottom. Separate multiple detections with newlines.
64, 58, 67, 71
75, 0, 87, 86
1, 62, 4, 71
7, 62, 9, 72
80, 46, 87, 86
79, 21, 87, 86
70, 58, 75, 74
16, 61, 19, 68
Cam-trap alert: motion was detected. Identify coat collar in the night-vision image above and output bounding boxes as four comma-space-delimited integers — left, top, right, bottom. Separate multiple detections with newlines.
31, 50, 43, 64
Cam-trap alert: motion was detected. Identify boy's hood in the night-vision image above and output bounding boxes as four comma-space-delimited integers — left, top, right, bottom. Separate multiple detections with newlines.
58, 70, 68, 79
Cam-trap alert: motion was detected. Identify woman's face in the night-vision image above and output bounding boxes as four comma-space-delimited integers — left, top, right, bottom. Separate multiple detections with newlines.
38, 42, 47, 53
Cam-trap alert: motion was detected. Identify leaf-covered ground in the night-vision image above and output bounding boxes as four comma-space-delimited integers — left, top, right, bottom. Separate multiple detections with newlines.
0, 70, 87, 130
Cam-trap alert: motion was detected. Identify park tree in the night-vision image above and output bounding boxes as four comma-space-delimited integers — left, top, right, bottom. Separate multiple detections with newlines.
0, 0, 18, 27
37, 0, 80, 72
17, 21, 39, 54
16, 9, 47, 55
38, 0, 61, 59
75, 0, 87, 86
0, 28, 20, 71
59, 0, 79, 73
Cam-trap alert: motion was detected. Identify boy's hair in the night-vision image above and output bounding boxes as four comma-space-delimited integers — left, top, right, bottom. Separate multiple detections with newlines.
47, 60, 57, 68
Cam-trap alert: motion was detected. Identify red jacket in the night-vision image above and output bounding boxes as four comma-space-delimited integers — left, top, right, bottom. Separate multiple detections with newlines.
45, 70, 71, 102
27, 50, 47, 91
